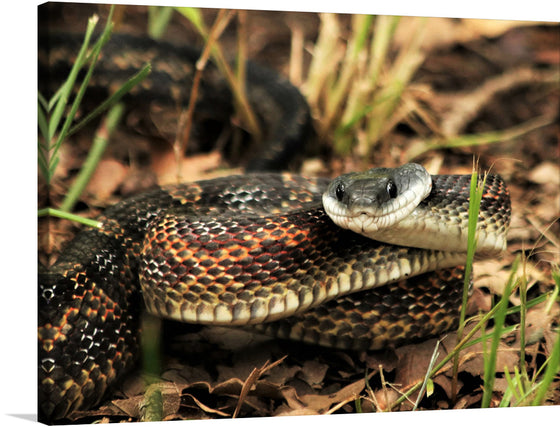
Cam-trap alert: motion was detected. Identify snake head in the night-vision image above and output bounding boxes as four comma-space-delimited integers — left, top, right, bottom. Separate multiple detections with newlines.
322, 163, 432, 237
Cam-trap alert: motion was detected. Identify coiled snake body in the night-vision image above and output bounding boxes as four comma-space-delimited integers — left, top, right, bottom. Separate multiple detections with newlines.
39, 164, 510, 421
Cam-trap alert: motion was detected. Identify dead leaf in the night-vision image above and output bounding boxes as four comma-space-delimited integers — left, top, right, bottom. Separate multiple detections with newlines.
523, 300, 560, 345
298, 360, 329, 387
453, 392, 482, 409
467, 287, 493, 314
183, 392, 230, 417
394, 338, 446, 387
265, 363, 303, 385
85, 158, 129, 201
527, 161, 560, 187
234, 358, 286, 417
168, 364, 213, 386
299, 377, 366, 413
442, 325, 520, 378
152, 149, 236, 185
369, 388, 401, 412
394, 18, 537, 52
277, 386, 307, 414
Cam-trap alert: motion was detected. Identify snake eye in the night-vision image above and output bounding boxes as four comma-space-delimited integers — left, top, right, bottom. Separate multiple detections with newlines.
386, 180, 398, 198
335, 182, 345, 202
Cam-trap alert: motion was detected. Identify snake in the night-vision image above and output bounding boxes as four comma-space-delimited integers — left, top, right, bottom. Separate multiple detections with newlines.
38, 15, 511, 421
38, 31, 313, 171
38, 163, 511, 422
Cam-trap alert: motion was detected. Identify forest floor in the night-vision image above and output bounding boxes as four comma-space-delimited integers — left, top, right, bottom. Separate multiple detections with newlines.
38, 4, 559, 423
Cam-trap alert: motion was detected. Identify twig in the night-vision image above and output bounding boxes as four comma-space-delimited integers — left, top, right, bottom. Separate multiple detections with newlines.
441, 67, 560, 136
174, 9, 235, 181
233, 356, 286, 418
413, 340, 440, 410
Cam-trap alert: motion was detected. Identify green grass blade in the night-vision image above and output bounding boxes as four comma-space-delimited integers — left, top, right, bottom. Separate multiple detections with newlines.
354, 396, 363, 413
38, 99, 50, 180
333, 16, 400, 153
545, 268, 560, 313
148, 6, 174, 39
481, 258, 518, 408
451, 165, 485, 401
518, 260, 528, 380
47, 14, 98, 143
60, 103, 125, 213
175, 7, 207, 35
462, 168, 485, 325
38, 100, 49, 142
530, 331, 560, 406
406, 114, 556, 161
324, 14, 373, 126
67, 63, 151, 137
500, 366, 515, 407
389, 258, 520, 410
45, 7, 117, 186
52, 20, 114, 157
531, 270, 560, 406
367, 15, 400, 85
38, 91, 49, 113
364, 18, 425, 146
38, 208, 101, 228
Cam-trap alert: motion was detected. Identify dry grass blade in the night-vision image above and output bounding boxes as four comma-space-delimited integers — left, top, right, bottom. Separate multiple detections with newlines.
441, 67, 560, 136
405, 114, 557, 161
174, 9, 235, 181
323, 14, 373, 128
413, 340, 440, 410
303, 14, 427, 159
364, 18, 426, 146
304, 13, 343, 109
289, 22, 304, 86
233, 357, 286, 418
176, 8, 261, 147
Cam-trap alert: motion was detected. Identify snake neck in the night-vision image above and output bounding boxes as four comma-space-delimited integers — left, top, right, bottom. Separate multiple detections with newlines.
327, 173, 511, 256
386, 174, 510, 255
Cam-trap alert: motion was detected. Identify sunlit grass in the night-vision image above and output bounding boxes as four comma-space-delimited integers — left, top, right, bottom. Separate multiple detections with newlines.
301, 14, 426, 159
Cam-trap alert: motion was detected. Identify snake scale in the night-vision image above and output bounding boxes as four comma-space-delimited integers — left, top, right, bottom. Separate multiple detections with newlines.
38, 25, 511, 423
